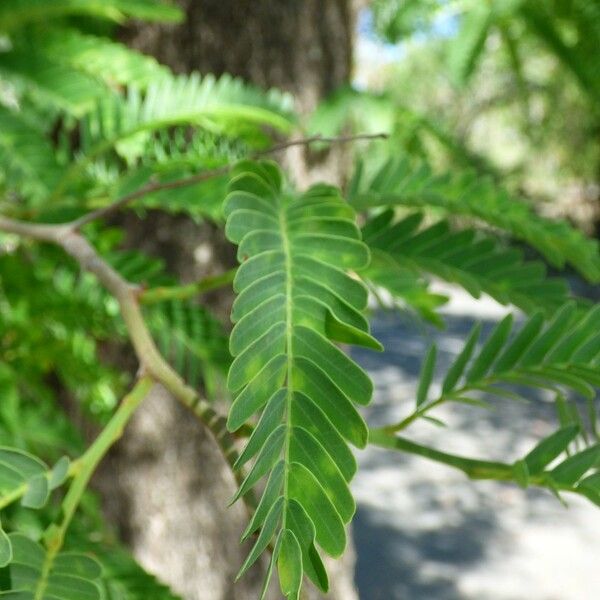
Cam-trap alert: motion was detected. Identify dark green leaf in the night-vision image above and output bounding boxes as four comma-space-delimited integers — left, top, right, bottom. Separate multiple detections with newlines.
524, 426, 579, 474
417, 345, 437, 407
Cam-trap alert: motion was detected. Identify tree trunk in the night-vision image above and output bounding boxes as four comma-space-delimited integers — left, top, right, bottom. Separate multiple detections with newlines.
97, 3, 360, 599
120, 0, 355, 187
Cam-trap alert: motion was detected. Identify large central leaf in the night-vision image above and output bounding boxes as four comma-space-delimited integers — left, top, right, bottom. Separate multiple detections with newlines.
224, 161, 381, 598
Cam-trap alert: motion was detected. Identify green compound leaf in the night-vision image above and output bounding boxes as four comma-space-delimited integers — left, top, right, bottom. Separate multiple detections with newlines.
436, 305, 600, 403
0, 533, 102, 599
524, 426, 579, 475
416, 345, 437, 407
361, 210, 572, 317
277, 529, 302, 600
351, 159, 600, 283
0, 447, 64, 511
0, 519, 12, 568
224, 160, 379, 595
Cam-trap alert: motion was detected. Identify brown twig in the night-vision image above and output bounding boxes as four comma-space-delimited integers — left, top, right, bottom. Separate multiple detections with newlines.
69, 168, 230, 230
69, 131, 388, 230
0, 215, 254, 510
252, 131, 389, 156
0, 130, 389, 511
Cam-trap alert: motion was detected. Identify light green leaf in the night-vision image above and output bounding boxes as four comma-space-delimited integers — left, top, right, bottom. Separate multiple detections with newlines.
292, 358, 368, 448
289, 427, 355, 523
494, 312, 545, 373
234, 390, 286, 469
242, 462, 285, 541
278, 530, 303, 600
524, 426, 579, 474
521, 302, 577, 366
49, 457, 70, 491
0, 518, 12, 568
225, 161, 378, 595
550, 445, 600, 486
466, 315, 513, 383
287, 463, 346, 558
21, 475, 48, 509
417, 345, 437, 407
442, 323, 481, 393
227, 355, 287, 432
231, 426, 286, 504
285, 500, 328, 592
5, 534, 102, 599
290, 392, 357, 482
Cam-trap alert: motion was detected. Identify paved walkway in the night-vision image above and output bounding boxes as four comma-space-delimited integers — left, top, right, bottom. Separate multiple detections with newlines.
352, 288, 600, 600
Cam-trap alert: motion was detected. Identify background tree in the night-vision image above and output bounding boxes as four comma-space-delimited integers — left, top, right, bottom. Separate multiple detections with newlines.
0, 2, 599, 600
103, 2, 360, 598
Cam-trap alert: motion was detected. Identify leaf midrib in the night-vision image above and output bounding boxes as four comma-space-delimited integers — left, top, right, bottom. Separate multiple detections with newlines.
280, 199, 293, 531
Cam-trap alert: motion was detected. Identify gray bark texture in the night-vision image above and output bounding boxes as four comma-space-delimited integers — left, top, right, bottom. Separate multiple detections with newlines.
96, 3, 361, 599
121, 0, 356, 188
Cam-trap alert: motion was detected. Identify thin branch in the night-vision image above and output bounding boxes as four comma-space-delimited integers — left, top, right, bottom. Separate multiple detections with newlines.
0, 131, 387, 512
253, 131, 389, 157
369, 428, 515, 480
369, 428, 595, 505
382, 375, 501, 434
69, 131, 388, 229
37, 377, 154, 600
0, 218, 67, 241
0, 215, 254, 510
69, 167, 229, 230
140, 266, 238, 304
382, 398, 446, 433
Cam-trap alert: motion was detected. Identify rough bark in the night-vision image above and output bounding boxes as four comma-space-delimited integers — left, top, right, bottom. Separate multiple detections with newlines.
121, 0, 355, 187
97, 3, 360, 599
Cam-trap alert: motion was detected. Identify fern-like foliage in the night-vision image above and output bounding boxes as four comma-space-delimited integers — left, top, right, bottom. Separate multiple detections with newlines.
108, 128, 245, 218
78, 72, 293, 162
416, 303, 600, 436
349, 157, 600, 282
362, 209, 572, 316
373, 304, 600, 505
373, 423, 600, 508
96, 545, 184, 600
0, 245, 124, 426
445, 0, 600, 102
36, 27, 169, 89
149, 300, 230, 396
223, 161, 381, 598
512, 425, 600, 503
49, 72, 294, 201
0, 45, 108, 117
0, 451, 79, 597
102, 248, 231, 394
0, 2, 294, 212
0, 106, 62, 201
0, 0, 182, 30
363, 248, 449, 326
447, 1, 493, 86
0, 533, 103, 599
0, 449, 69, 512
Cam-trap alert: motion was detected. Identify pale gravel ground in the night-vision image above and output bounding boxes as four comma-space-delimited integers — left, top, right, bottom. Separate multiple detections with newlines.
351, 286, 600, 600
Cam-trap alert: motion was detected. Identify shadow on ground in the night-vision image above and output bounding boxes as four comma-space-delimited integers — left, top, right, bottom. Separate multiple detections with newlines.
351, 305, 600, 600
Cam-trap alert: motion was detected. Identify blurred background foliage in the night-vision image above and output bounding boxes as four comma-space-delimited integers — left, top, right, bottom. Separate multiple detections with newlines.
325, 0, 600, 233
0, 0, 598, 597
